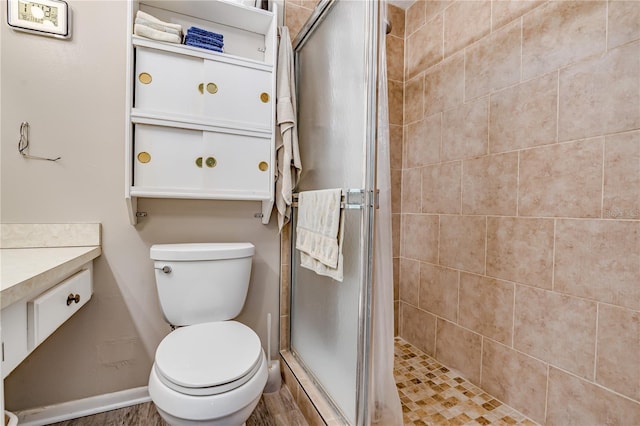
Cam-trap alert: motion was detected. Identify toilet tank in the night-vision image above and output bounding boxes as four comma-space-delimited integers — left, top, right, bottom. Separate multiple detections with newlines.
150, 243, 255, 326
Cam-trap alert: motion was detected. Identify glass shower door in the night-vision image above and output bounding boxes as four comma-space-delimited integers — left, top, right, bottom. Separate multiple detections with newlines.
290, 0, 380, 424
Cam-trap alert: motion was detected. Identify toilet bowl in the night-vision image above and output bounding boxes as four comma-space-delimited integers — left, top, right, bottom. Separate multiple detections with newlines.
149, 321, 268, 426
148, 243, 267, 426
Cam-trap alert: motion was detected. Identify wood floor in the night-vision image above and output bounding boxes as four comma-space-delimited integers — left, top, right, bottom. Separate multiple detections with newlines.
48, 386, 308, 426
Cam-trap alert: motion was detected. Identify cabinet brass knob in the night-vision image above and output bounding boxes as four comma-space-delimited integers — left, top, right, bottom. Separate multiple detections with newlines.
195, 157, 203, 168
67, 293, 80, 306
137, 152, 151, 163
205, 157, 217, 168
207, 83, 218, 94
139, 72, 152, 84
260, 92, 270, 103
198, 83, 204, 94
258, 161, 269, 171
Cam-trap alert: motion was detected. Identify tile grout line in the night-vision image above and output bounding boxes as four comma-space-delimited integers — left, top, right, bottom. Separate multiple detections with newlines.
551, 218, 556, 291
516, 151, 520, 216
484, 216, 488, 276
543, 364, 550, 423
460, 156, 464, 215
456, 270, 460, 324
601, 140, 606, 218
555, 69, 560, 143
593, 302, 600, 383
605, 0, 609, 53
436, 214, 441, 266
479, 335, 484, 386
520, 16, 524, 83
511, 282, 516, 348
432, 315, 438, 358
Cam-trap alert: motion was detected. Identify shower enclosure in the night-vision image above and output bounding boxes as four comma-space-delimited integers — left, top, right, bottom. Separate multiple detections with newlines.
288, 1, 398, 424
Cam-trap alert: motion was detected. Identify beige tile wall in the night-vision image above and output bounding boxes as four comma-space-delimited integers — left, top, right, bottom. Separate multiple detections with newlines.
397, 1, 640, 424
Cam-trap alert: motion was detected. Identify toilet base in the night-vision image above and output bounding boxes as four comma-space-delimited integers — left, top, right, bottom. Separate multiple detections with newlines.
154, 395, 260, 426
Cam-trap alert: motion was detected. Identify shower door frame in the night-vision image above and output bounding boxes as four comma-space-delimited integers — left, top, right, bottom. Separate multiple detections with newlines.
289, 0, 381, 424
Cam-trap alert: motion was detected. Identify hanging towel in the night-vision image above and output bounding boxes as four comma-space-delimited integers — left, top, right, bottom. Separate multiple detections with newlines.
296, 189, 344, 282
275, 26, 302, 231
134, 24, 182, 44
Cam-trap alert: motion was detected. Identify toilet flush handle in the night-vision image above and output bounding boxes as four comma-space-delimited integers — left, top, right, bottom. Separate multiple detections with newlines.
155, 265, 172, 274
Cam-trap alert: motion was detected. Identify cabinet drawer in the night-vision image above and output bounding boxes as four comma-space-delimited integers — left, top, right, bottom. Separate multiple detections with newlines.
134, 47, 272, 131
27, 267, 93, 349
133, 124, 272, 197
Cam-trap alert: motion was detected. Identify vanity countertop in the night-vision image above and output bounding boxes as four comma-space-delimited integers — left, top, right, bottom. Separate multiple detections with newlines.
0, 246, 102, 309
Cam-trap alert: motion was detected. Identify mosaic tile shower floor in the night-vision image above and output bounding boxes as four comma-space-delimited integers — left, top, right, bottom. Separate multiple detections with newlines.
394, 337, 539, 426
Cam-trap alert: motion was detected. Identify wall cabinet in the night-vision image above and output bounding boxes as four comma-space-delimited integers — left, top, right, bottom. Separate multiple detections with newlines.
125, 1, 278, 225
133, 124, 272, 197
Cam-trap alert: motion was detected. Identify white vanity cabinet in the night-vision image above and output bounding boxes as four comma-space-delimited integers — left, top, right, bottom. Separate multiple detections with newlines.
1, 253, 98, 380
125, 1, 278, 225
1, 265, 92, 377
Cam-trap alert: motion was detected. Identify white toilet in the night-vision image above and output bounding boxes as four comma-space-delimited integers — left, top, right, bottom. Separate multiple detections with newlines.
148, 243, 268, 426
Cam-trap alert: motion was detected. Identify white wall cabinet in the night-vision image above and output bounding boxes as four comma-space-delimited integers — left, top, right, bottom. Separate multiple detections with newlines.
132, 124, 272, 197
125, 1, 278, 225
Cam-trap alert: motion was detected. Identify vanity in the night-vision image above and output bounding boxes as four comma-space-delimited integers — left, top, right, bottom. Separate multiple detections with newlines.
0, 224, 102, 422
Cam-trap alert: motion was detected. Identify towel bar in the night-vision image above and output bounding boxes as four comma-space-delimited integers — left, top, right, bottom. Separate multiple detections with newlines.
291, 189, 365, 209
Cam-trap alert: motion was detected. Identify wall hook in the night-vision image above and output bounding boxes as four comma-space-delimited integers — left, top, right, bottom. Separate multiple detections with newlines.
18, 122, 62, 161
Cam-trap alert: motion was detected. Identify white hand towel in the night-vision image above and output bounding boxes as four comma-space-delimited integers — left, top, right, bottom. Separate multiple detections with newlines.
136, 10, 183, 31
296, 189, 344, 282
134, 24, 182, 44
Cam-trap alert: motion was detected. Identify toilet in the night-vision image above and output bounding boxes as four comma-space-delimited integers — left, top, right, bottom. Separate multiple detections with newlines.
148, 243, 268, 426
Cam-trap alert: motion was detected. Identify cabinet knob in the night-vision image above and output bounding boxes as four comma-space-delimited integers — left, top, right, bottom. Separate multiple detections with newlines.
205, 157, 217, 168
67, 293, 81, 306
195, 157, 203, 168
207, 83, 218, 94
139, 72, 152, 84
137, 152, 151, 163
198, 83, 204, 94
260, 92, 270, 103
258, 161, 269, 171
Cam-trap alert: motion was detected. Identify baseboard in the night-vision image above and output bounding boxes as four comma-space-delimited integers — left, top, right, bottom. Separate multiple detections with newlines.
14, 386, 150, 426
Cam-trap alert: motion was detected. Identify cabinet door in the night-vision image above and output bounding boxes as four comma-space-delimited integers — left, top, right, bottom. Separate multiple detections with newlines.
134, 124, 204, 189
203, 60, 272, 130
203, 132, 271, 196
134, 48, 203, 119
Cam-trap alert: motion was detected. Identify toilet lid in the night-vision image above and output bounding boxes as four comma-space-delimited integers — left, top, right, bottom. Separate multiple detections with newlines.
155, 321, 262, 389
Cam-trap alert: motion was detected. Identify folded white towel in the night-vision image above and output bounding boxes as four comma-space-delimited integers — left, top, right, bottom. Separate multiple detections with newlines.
134, 24, 182, 44
296, 189, 344, 282
136, 10, 183, 31
135, 17, 182, 37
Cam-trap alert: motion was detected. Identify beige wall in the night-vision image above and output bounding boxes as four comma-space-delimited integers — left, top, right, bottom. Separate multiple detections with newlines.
397, 0, 640, 424
0, 1, 280, 411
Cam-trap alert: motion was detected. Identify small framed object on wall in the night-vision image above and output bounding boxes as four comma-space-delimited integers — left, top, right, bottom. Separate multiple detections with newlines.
7, 0, 71, 39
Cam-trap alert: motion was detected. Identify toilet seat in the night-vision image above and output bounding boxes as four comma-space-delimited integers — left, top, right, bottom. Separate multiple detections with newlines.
155, 321, 263, 396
